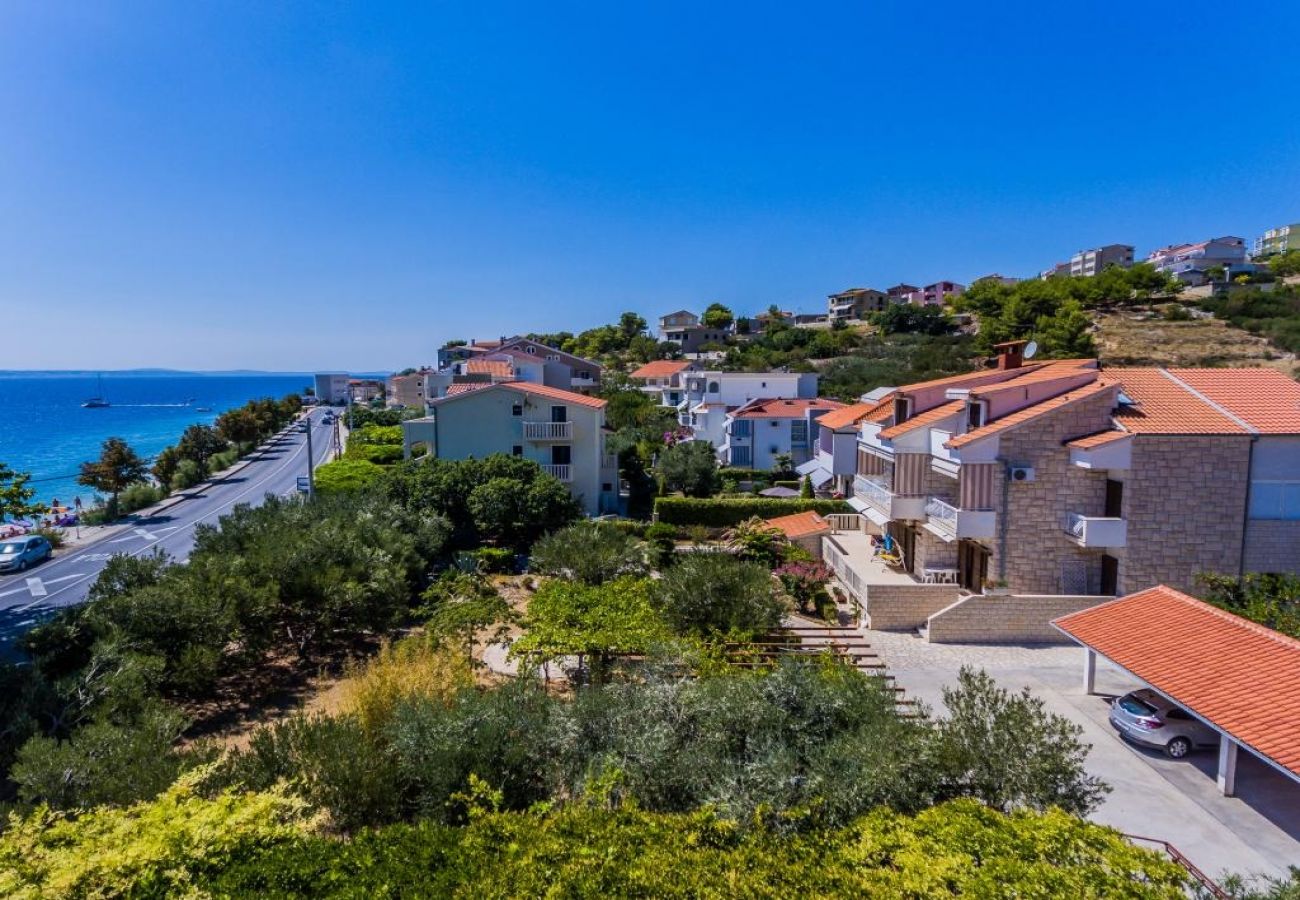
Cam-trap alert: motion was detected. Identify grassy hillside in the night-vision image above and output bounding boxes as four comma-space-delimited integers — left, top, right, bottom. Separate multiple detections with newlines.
1093, 308, 1298, 374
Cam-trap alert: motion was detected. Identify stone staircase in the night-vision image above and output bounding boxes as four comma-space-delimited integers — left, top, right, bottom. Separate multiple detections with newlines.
783, 617, 922, 717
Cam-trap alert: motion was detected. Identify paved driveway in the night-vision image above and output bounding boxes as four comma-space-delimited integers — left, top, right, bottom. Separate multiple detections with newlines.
864, 629, 1300, 881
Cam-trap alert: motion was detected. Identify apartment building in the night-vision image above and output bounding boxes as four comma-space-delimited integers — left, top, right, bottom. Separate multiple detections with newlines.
657, 310, 731, 354
313, 373, 351, 405
1071, 244, 1134, 277
800, 398, 894, 495
424, 339, 602, 403
677, 370, 820, 449
628, 359, 698, 407
827, 288, 887, 322
1255, 222, 1300, 259
349, 379, 385, 404
719, 397, 846, 469
1147, 236, 1249, 283
842, 346, 1300, 597
400, 381, 618, 516
885, 283, 920, 302
1040, 261, 1073, 280
387, 370, 431, 408
905, 281, 965, 306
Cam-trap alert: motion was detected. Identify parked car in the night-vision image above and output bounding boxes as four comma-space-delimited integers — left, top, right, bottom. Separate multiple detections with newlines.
1109, 689, 1218, 758
0, 535, 53, 573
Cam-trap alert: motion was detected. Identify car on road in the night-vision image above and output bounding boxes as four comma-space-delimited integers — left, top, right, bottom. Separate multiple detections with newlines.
1109, 688, 1218, 758
0, 535, 53, 573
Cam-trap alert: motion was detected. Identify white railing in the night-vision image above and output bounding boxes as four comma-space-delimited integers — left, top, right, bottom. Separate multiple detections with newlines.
853, 474, 892, 513
823, 539, 866, 602
825, 513, 860, 533
1065, 513, 1127, 548
541, 464, 572, 482
925, 496, 959, 537
523, 421, 572, 440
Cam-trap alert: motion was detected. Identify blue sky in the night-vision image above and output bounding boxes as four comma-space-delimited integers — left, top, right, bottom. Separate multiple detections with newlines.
2, 2, 1298, 372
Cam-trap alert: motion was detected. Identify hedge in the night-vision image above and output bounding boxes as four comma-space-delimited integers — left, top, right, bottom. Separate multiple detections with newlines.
654, 497, 852, 527
717, 467, 793, 481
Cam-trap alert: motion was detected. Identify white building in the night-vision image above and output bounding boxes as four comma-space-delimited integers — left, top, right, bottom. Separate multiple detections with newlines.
628, 360, 699, 408
313, 373, 351, 405
797, 400, 891, 495
718, 397, 845, 470
400, 381, 618, 516
1070, 244, 1134, 277
1147, 236, 1250, 283
677, 371, 820, 448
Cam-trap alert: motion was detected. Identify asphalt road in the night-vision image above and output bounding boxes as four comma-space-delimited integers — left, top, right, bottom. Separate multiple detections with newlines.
0, 408, 336, 658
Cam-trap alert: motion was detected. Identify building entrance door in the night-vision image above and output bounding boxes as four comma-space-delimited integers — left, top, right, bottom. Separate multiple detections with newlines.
958, 540, 990, 592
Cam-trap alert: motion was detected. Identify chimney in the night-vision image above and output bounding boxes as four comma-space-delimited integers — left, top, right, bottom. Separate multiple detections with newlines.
992, 340, 1028, 370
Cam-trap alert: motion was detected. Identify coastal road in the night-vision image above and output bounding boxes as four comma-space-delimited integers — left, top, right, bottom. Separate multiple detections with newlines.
0, 408, 337, 657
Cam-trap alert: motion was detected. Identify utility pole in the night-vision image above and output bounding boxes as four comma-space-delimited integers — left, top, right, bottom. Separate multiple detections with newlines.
305, 413, 316, 497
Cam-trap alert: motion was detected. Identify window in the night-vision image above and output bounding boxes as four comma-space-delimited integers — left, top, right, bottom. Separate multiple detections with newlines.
730, 446, 752, 466
526, 346, 537, 354
791, 419, 808, 446
732, 419, 752, 437
1249, 481, 1300, 520
967, 401, 986, 429
707, 381, 719, 393
550, 405, 568, 423
512, 445, 523, 456
511, 403, 523, 416
551, 445, 572, 465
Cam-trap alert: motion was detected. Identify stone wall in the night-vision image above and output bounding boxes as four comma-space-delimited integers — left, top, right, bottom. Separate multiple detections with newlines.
926, 593, 1108, 644
1120, 435, 1251, 594
1243, 519, 1300, 576
988, 389, 1117, 595
864, 583, 961, 631
913, 526, 957, 573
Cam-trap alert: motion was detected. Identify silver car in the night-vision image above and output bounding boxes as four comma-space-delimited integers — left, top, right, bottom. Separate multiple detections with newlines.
0, 535, 53, 573
1109, 688, 1218, 758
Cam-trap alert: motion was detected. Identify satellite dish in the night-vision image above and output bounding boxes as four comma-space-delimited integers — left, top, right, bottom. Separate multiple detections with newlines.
1023, 340, 1039, 360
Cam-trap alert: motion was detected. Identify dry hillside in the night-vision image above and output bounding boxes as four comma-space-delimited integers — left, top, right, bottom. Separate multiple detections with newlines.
1093, 309, 1298, 375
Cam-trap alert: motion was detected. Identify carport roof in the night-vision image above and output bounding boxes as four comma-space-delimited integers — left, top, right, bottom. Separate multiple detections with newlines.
1054, 585, 1300, 781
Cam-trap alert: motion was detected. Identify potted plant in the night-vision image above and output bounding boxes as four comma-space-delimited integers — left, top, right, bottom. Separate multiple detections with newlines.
983, 578, 1011, 596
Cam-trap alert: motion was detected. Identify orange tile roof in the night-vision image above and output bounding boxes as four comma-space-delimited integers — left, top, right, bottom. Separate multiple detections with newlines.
445, 383, 488, 396
629, 360, 694, 379
1108, 369, 1249, 435
946, 379, 1116, 448
466, 359, 514, 378
864, 395, 896, 423
1066, 429, 1131, 449
432, 380, 607, 409
815, 401, 878, 430
1168, 368, 1300, 434
899, 364, 1047, 393
732, 397, 846, 419
764, 510, 831, 540
1054, 585, 1300, 780
878, 399, 964, 439
968, 366, 1098, 397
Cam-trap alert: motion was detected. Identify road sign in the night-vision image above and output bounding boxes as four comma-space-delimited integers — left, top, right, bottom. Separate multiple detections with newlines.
296, 476, 311, 494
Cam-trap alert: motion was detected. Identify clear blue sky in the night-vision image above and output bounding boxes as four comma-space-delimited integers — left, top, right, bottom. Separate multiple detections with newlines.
3, 2, 1298, 372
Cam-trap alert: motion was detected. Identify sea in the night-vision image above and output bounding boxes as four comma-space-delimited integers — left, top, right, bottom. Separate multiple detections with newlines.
0, 372, 312, 510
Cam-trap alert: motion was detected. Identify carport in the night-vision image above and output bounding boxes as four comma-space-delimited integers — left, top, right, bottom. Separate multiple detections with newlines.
1053, 585, 1300, 797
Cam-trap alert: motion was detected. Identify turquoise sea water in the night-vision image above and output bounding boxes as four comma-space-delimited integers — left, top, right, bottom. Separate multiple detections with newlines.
0, 373, 310, 509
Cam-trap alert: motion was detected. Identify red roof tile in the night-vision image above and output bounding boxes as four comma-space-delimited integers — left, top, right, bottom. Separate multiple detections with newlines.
878, 399, 965, 439
815, 401, 878, 430
1066, 429, 1131, 449
444, 383, 488, 396
764, 510, 831, 540
1168, 368, 1300, 434
432, 380, 607, 409
1054, 585, 1300, 780
629, 360, 694, 379
946, 379, 1117, 448
732, 397, 846, 419
466, 359, 513, 378
1108, 369, 1250, 435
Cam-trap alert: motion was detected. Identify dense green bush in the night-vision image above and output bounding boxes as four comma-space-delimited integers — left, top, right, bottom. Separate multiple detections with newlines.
529, 521, 649, 584
654, 496, 850, 527
655, 552, 784, 637
469, 546, 515, 574
312, 458, 386, 494
116, 481, 167, 514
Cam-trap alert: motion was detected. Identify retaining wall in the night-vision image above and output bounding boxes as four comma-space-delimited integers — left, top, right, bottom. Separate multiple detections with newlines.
926, 593, 1109, 644
864, 583, 962, 631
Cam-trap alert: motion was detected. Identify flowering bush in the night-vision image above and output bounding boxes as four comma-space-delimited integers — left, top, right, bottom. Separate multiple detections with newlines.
775, 560, 832, 613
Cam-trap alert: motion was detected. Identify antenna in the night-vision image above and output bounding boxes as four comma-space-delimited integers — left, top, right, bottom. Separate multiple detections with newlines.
1023, 340, 1039, 360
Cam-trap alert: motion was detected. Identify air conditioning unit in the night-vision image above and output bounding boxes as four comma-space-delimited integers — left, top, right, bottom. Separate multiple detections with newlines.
1009, 465, 1035, 483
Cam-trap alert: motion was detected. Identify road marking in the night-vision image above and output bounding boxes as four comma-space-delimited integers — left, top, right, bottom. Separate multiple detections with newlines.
26, 577, 47, 597
109, 525, 180, 544
5, 574, 86, 611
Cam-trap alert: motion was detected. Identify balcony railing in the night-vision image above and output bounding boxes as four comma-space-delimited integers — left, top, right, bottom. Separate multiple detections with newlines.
523, 421, 572, 440
925, 497, 959, 535
1065, 513, 1127, 548
925, 496, 997, 540
541, 464, 572, 482
854, 474, 892, 512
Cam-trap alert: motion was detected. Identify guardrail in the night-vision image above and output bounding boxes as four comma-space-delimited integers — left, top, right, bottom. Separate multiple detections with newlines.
1122, 834, 1228, 898
540, 463, 572, 482
523, 421, 572, 440
924, 496, 958, 536
853, 474, 892, 512
825, 513, 860, 533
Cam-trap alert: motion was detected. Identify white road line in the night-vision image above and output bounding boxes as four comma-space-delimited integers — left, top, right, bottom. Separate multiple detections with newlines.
19, 419, 333, 613
12, 574, 83, 612
25, 577, 47, 597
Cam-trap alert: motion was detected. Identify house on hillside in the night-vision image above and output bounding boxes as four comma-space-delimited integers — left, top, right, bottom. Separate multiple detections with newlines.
657, 310, 731, 354
827, 288, 888, 322
678, 371, 821, 450
1147, 237, 1250, 283
718, 397, 846, 469
400, 381, 619, 516
628, 359, 699, 408
831, 343, 1300, 599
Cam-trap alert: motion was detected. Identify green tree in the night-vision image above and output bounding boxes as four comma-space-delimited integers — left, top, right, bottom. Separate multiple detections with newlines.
214, 408, 262, 447
1269, 249, 1300, 277
177, 424, 228, 476
658, 440, 720, 498
0, 461, 43, 521
1203, 264, 1226, 283
800, 474, 814, 498
529, 521, 649, 584
654, 551, 783, 636
618, 311, 648, 340
721, 516, 789, 568
876, 303, 955, 335
700, 303, 734, 330
313, 458, 385, 494
1036, 298, 1096, 358
77, 437, 149, 515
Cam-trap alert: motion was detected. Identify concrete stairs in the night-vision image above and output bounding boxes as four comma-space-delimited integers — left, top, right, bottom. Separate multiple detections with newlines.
783, 617, 922, 717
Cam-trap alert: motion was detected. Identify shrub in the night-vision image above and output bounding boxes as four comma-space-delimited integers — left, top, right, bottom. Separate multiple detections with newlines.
529, 521, 649, 585
644, 522, 677, 568
207, 448, 240, 473
31, 527, 65, 549
654, 497, 851, 527
471, 546, 516, 573
170, 458, 204, 491
117, 481, 167, 514
776, 560, 833, 614
722, 516, 789, 567
338, 636, 473, 740
655, 552, 784, 637
312, 458, 386, 494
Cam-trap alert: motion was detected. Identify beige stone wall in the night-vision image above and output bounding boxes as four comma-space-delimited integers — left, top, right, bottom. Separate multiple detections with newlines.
988, 391, 1117, 594
1120, 435, 1251, 594
1243, 519, 1300, 576
914, 526, 957, 572
926, 593, 1107, 644
864, 583, 962, 630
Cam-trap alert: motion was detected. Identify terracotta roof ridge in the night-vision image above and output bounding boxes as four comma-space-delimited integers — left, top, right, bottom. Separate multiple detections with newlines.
1157, 369, 1258, 436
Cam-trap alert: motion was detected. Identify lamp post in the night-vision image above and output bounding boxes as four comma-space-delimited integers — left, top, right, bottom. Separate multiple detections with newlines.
305, 413, 316, 497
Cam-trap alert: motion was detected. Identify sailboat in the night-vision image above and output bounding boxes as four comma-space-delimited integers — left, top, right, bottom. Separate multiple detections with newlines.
82, 374, 110, 408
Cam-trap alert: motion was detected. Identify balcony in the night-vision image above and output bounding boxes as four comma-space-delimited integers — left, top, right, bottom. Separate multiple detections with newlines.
924, 496, 997, 540
1065, 513, 1127, 548
523, 421, 572, 441
852, 474, 927, 521
541, 464, 572, 482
